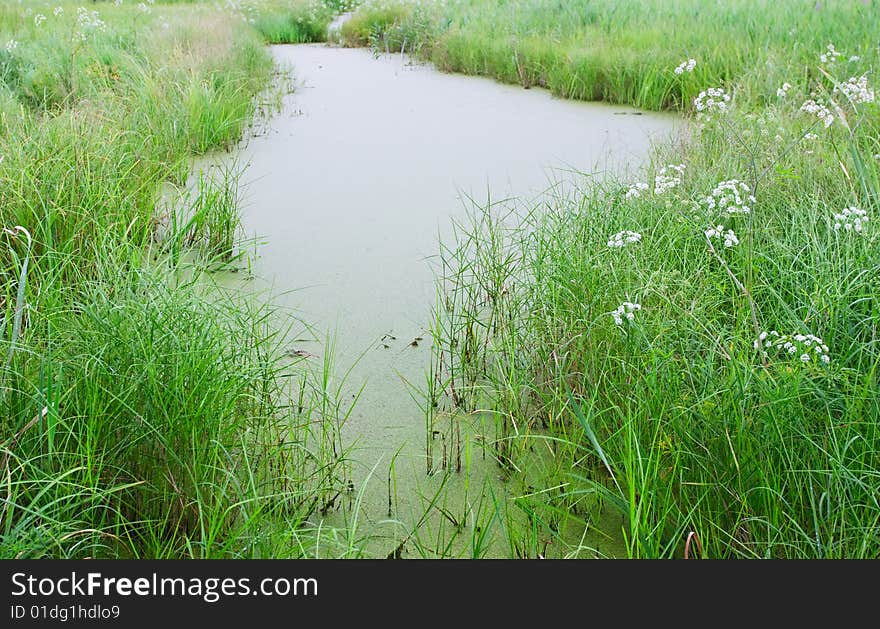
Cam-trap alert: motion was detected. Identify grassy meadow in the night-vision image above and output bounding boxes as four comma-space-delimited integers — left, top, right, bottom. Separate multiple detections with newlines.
344, 0, 880, 558
2, 0, 879, 559
0, 0, 353, 558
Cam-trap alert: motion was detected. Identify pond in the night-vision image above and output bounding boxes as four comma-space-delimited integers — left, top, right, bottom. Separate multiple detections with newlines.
220, 42, 677, 556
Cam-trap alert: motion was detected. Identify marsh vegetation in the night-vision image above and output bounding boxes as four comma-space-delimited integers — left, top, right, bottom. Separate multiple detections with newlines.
2, 0, 878, 558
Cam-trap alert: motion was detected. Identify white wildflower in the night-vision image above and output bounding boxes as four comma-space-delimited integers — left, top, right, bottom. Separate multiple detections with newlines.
754, 330, 780, 350
776, 82, 792, 98
705, 179, 755, 216
849, 55, 861, 62
705, 224, 739, 248
624, 182, 649, 199
77, 7, 107, 40
611, 302, 641, 326
674, 58, 697, 75
4, 39, 18, 53
819, 43, 842, 64
607, 230, 642, 248
694, 87, 731, 121
800, 99, 834, 128
34, 13, 46, 27
834, 74, 875, 105
53, 7, 64, 16
654, 163, 686, 195
832, 206, 868, 233
756, 331, 830, 365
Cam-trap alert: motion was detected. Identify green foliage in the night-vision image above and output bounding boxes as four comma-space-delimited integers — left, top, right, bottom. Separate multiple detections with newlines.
0, 1, 347, 558
428, 0, 880, 557
343, 0, 879, 111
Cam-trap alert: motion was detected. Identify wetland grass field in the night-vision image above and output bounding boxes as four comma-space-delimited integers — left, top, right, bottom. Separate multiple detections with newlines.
2, 0, 879, 559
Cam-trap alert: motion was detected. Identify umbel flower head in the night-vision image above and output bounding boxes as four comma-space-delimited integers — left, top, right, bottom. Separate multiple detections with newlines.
624, 164, 686, 200
694, 87, 730, 120
705, 180, 755, 216
611, 302, 641, 326
819, 43, 842, 65
834, 75, 875, 105
607, 230, 642, 248
654, 164, 686, 195
705, 224, 739, 248
754, 331, 830, 365
832, 206, 868, 233
800, 99, 835, 128
624, 182, 649, 199
674, 58, 697, 75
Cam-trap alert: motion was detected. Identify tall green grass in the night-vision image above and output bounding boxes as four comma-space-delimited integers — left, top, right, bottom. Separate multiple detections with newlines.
7, 0, 877, 559
218, 0, 357, 44
418, 0, 880, 557
1, 1, 351, 558
343, 0, 879, 111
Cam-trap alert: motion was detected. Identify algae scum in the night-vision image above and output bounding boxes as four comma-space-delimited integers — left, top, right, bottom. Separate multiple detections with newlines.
216, 42, 676, 557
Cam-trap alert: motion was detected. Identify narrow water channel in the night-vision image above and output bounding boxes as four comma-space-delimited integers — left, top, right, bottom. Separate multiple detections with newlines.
220, 43, 676, 556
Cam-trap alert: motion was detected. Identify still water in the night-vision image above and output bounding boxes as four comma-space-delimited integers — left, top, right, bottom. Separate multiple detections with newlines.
221, 43, 676, 556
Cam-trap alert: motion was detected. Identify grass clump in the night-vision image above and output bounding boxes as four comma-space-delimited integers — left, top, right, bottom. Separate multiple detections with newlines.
422, 1, 880, 558
1, 1, 349, 558
220, 0, 358, 44
343, 0, 879, 112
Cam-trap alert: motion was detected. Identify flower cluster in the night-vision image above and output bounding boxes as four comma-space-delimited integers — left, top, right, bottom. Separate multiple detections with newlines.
754, 331, 830, 365
674, 58, 697, 75
4, 39, 17, 53
607, 230, 642, 248
654, 163, 686, 195
834, 74, 875, 105
53, 7, 64, 17
611, 302, 641, 326
832, 206, 868, 233
694, 87, 730, 120
705, 179, 754, 215
77, 7, 108, 40
776, 82, 792, 98
705, 224, 739, 248
819, 43, 842, 64
800, 99, 835, 128
625, 164, 686, 201
624, 182, 649, 199
222, 0, 260, 24
34, 13, 46, 27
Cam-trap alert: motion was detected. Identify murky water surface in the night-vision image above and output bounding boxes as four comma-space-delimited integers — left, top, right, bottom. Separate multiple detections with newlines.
222, 43, 676, 556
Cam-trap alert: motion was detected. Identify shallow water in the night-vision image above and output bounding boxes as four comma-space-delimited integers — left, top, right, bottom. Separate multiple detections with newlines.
221, 43, 676, 556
